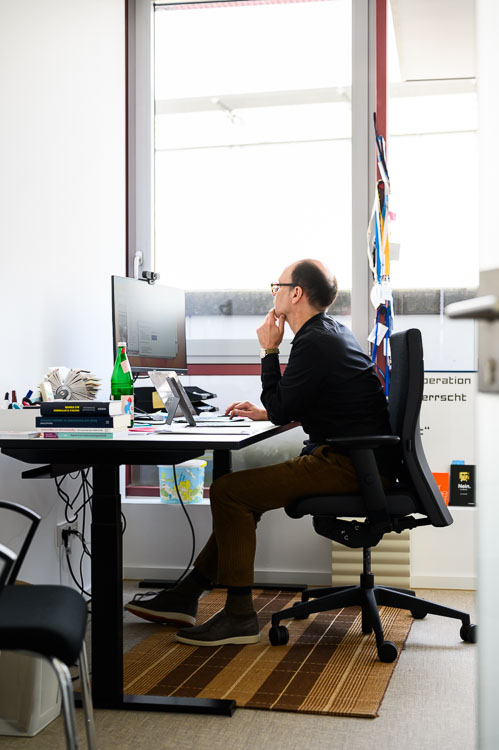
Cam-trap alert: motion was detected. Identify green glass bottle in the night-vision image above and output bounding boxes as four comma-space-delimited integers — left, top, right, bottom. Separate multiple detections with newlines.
110, 341, 134, 426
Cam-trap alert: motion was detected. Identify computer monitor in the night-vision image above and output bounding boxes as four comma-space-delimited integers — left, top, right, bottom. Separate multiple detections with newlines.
111, 275, 187, 374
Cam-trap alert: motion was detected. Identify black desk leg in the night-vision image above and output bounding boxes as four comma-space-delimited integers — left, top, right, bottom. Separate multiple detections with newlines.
213, 449, 232, 480
91, 464, 124, 709
90, 461, 235, 715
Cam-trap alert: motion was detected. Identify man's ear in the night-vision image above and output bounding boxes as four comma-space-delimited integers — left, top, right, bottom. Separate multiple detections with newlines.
291, 285, 303, 304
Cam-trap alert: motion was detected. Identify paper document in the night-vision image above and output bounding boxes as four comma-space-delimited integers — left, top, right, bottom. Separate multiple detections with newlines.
157, 427, 252, 435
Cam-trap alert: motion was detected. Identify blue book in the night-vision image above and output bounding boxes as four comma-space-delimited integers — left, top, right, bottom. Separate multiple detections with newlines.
36, 414, 129, 428
39, 400, 123, 416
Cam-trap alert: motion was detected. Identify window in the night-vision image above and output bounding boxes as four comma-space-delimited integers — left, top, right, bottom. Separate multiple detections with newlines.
150, 0, 354, 367
154, 0, 352, 295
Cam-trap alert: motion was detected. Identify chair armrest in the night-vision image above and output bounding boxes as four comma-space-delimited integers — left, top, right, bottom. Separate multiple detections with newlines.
324, 438, 399, 533
324, 435, 400, 450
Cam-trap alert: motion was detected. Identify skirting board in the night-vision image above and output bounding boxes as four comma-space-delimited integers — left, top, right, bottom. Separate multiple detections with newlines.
410, 575, 477, 590
123, 567, 333, 586
124, 568, 477, 590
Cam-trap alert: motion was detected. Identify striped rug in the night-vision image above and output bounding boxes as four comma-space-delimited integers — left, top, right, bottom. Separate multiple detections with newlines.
123, 587, 413, 718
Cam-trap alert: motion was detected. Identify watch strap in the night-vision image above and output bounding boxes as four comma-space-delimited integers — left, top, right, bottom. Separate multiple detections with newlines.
260, 347, 280, 358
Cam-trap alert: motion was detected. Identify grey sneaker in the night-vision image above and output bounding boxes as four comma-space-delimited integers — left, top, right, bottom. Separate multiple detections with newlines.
125, 589, 197, 625
175, 609, 260, 646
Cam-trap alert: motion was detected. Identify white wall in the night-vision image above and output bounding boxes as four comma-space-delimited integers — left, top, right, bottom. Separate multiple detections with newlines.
0, 0, 126, 583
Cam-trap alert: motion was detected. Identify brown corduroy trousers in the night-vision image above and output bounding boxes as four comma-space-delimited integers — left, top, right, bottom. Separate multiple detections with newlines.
193, 446, 363, 587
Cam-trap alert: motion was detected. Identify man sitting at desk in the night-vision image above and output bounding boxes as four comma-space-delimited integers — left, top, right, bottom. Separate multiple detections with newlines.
125, 259, 396, 646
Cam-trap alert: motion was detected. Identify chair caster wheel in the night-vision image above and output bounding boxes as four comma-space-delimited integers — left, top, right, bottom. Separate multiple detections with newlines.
460, 623, 477, 643
292, 602, 309, 620
378, 640, 398, 663
269, 625, 289, 646
411, 609, 427, 619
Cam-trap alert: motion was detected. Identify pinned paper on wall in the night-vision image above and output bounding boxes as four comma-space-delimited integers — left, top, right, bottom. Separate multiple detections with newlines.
368, 322, 388, 346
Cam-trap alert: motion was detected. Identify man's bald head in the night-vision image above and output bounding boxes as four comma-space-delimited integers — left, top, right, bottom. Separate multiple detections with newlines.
288, 259, 338, 311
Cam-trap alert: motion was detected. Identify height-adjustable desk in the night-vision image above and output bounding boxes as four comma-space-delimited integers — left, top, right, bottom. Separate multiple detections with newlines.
0, 422, 297, 715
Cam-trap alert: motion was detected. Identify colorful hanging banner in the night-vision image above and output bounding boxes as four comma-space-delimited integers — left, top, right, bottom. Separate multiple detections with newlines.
367, 113, 394, 394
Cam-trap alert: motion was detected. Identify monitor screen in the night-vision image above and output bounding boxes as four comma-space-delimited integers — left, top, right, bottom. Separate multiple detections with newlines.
111, 275, 187, 374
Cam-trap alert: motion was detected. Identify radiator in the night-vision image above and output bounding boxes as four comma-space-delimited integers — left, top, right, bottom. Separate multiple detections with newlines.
331, 530, 411, 589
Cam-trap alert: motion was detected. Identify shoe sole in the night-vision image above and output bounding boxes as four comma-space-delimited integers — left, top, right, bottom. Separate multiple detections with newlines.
124, 604, 196, 626
175, 633, 261, 647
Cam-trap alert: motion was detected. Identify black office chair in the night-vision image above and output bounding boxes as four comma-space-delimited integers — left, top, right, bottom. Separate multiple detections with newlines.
269, 328, 476, 662
0, 500, 97, 749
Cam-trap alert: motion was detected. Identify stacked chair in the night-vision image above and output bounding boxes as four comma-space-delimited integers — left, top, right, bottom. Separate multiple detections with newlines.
0, 500, 97, 749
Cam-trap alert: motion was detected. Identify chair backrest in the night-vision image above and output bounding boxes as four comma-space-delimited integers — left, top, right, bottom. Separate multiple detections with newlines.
0, 543, 17, 592
389, 329, 453, 527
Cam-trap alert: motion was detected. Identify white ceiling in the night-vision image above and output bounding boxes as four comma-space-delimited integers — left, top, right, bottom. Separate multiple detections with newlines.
390, 0, 476, 81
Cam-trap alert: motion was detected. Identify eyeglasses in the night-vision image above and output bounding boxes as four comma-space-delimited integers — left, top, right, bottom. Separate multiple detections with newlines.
270, 282, 295, 296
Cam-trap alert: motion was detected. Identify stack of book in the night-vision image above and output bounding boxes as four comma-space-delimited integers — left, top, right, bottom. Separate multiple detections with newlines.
36, 400, 130, 440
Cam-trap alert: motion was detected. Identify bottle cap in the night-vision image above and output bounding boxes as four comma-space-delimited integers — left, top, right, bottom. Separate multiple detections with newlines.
117, 341, 126, 347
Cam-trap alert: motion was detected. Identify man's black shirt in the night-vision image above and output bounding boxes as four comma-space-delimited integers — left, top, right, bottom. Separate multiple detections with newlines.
260, 312, 397, 476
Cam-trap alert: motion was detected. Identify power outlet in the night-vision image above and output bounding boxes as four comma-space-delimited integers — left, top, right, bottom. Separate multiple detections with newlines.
56, 521, 78, 550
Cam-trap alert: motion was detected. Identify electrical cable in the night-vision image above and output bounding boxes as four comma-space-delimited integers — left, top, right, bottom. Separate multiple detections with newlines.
133, 465, 197, 602
63, 544, 91, 601
66, 468, 92, 521
54, 470, 93, 607
56, 464, 189, 605
171, 464, 196, 586
133, 405, 150, 415
55, 466, 130, 610
55, 470, 90, 524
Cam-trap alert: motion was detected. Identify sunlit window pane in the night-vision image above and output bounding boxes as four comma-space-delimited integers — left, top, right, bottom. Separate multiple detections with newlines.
154, 0, 352, 292
155, 0, 352, 99
155, 137, 351, 289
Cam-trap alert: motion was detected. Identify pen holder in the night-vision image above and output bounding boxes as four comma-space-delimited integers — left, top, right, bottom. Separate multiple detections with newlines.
158, 460, 207, 504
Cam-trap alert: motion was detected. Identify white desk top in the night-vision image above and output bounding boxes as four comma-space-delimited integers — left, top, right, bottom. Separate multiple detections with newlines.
0, 421, 299, 451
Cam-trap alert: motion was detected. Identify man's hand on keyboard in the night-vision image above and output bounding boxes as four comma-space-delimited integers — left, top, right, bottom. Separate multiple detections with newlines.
225, 401, 268, 421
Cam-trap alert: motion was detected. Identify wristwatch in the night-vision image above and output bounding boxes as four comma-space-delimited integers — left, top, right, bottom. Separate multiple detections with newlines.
260, 348, 280, 358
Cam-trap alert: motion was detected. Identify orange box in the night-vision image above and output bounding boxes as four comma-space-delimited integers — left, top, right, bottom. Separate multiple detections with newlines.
433, 472, 450, 505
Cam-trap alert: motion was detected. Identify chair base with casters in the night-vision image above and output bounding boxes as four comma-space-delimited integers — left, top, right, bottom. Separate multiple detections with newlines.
269, 546, 476, 663
0, 585, 97, 750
